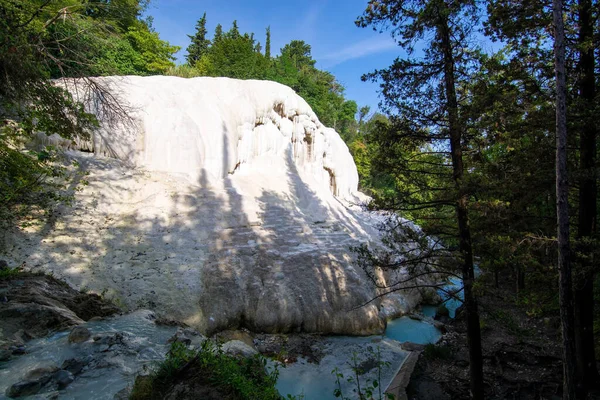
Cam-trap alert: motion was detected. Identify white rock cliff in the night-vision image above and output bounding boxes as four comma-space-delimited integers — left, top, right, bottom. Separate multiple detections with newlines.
5, 76, 423, 335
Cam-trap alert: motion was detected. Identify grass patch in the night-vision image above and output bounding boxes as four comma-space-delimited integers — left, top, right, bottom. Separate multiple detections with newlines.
130, 341, 283, 400
0, 268, 21, 280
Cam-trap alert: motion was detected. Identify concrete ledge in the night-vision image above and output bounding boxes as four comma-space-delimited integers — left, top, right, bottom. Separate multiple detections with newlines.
385, 351, 421, 400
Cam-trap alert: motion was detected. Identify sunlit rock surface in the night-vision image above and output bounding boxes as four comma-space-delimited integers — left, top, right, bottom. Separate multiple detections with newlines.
3, 76, 424, 335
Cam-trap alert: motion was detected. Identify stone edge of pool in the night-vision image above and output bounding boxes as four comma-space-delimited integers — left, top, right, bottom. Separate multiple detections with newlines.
384, 350, 421, 400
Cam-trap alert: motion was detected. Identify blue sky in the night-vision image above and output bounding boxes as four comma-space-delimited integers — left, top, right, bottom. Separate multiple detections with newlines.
146, 0, 402, 113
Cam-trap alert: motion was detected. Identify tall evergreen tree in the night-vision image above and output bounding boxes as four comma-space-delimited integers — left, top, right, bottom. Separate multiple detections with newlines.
229, 20, 240, 39
357, 1, 485, 398
265, 26, 271, 59
214, 24, 223, 43
487, 1, 599, 395
573, 0, 599, 392
553, 1, 576, 398
186, 12, 210, 65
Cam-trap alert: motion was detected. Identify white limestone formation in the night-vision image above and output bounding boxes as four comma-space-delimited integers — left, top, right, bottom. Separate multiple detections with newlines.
57, 76, 360, 201
5, 76, 426, 335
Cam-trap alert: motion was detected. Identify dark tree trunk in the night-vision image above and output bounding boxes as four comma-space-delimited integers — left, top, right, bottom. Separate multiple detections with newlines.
574, 0, 599, 394
439, 11, 484, 400
553, 1, 577, 398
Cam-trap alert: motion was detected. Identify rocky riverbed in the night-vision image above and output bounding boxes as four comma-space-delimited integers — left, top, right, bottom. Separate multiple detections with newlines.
0, 272, 423, 400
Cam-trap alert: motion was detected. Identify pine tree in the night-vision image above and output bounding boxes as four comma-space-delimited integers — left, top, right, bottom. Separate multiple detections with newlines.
553, 1, 576, 398
487, 1, 599, 395
265, 26, 271, 59
214, 24, 223, 43
573, 0, 599, 392
229, 20, 240, 39
185, 12, 210, 65
357, 1, 485, 398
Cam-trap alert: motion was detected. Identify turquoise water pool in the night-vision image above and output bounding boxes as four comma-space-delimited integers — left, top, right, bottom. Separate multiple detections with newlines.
384, 316, 442, 344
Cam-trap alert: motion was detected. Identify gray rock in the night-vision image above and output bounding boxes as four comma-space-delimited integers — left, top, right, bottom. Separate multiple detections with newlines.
6, 381, 42, 398
53, 370, 74, 389
0, 260, 8, 271
167, 328, 206, 348
68, 326, 91, 344
137, 347, 161, 361
221, 340, 258, 358
24, 365, 59, 385
61, 358, 89, 375
93, 332, 121, 345
6, 380, 42, 398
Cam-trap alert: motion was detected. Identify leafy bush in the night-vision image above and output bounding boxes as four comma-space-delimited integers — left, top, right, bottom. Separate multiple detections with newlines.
164, 65, 206, 78
0, 121, 90, 230
130, 341, 282, 400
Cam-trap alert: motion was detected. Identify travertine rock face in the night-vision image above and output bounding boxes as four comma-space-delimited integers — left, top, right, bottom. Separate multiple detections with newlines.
53, 76, 360, 201
5, 76, 423, 335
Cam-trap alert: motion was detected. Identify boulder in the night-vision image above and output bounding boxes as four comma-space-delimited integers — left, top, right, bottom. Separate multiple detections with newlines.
0, 274, 118, 346
23, 365, 59, 384
221, 340, 258, 358
61, 358, 89, 375
93, 332, 124, 346
53, 370, 74, 389
68, 326, 91, 344
6, 380, 42, 398
167, 328, 206, 348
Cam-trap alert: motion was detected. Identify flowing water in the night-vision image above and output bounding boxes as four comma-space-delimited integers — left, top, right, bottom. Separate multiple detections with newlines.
0, 310, 176, 400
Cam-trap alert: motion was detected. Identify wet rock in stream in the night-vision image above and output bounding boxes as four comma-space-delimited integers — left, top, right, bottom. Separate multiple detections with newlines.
0, 273, 119, 348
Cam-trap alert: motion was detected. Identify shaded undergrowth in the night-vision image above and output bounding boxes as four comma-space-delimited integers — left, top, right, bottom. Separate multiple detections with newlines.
130, 341, 282, 400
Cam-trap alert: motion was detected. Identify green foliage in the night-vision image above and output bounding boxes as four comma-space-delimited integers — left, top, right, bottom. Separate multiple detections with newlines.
178, 16, 358, 130
0, 0, 177, 231
131, 341, 282, 400
0, 121, 89, 228
123, 21, 180, 74
200, 23, 267, 79
186, 12, 210, 65
0, 266, 20, 280
165, 65, 205, 78
265, 26, 272, 59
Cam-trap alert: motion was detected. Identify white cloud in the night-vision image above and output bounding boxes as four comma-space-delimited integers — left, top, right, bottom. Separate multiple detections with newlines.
318, 36, 397, 68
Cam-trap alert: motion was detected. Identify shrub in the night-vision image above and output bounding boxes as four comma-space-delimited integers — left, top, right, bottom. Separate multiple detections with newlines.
130, 341, 282, 400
